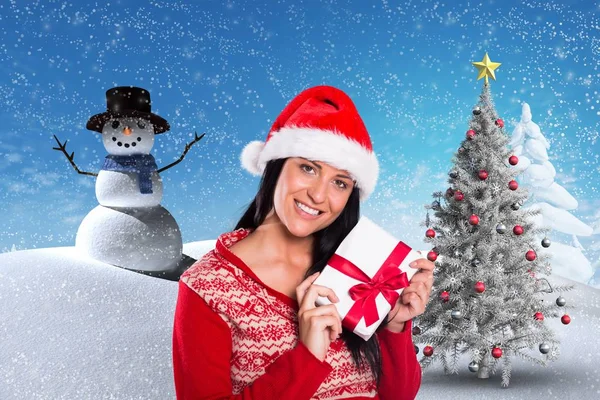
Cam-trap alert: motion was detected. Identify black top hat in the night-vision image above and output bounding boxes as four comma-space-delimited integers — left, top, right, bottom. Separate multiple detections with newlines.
86, 86, 170, 134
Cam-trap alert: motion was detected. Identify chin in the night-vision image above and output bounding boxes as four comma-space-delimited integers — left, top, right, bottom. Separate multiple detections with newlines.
285, 222, 316, 238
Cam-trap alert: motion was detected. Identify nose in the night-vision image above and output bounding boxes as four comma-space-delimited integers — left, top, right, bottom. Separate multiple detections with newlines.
123, 126, 132, 136
307, 178, 328, 204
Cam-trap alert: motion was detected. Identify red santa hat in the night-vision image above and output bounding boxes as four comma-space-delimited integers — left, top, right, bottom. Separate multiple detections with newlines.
240, 85, 379, 201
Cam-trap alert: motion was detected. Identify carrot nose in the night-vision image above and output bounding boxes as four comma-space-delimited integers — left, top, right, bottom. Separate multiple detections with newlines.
123, 126, 132, 136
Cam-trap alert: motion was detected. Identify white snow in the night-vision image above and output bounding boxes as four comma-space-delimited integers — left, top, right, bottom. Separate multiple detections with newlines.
1, 241, 599, 399
527, 203, 594, 237
510, 103, 594, 284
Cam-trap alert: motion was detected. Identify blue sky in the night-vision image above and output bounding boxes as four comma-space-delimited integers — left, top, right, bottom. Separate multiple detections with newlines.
0, 0, 598, 256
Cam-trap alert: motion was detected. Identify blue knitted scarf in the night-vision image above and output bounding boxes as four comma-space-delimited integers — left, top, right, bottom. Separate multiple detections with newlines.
102, 154, 158, 194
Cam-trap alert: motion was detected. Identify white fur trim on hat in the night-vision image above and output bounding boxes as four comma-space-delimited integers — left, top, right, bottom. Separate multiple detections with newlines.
241, 127, 379, 200
240, 140, 265, 176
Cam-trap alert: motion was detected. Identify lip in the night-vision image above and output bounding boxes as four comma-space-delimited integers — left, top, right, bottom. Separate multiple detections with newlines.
294, 200, 323, 220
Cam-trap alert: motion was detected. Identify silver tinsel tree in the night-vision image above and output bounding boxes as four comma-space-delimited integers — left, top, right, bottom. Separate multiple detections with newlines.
413, 54, 575, 387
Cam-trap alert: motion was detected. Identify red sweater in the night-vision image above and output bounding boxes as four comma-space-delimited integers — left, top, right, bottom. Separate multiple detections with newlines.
172, 229, 422, 399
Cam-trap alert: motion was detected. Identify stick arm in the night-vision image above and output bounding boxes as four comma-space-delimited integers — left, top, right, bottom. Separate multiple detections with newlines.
52, 134, 98, 177
157, 132, 205, 174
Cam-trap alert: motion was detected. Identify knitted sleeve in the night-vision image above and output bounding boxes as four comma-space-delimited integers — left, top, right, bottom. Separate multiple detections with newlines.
376, 320, 422, 400
172, 280, 333, 400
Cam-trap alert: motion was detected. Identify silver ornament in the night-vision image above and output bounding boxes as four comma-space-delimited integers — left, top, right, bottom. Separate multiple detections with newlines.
542, 237, 551, 248
451, 310, 462, 320
511, 203, 521, 210
473, 107, 482, 116
556, 296, 566, 307
539, 343, 550, 354
449, 170, 459, 179
432, 200, 441, 209
496, 223, 507, 234
414, 345, 419, 354
468, 361, 479, 372
471, 258, 481, 267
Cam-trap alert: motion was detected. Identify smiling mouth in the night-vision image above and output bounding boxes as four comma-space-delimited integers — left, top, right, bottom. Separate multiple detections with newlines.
112, 136, 143, 148
295, 200, 323, 216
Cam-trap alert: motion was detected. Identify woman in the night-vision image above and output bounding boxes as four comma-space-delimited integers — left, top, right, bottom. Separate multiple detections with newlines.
172, 85, 434, 399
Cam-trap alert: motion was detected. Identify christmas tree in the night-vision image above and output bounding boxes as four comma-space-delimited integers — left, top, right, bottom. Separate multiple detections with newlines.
413, 53, 575, 387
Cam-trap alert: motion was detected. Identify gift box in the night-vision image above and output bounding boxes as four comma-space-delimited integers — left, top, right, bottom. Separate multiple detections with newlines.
313, 216, 426, 341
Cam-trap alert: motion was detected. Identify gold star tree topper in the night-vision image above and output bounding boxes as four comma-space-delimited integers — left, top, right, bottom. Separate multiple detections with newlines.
472, 52, 501, 85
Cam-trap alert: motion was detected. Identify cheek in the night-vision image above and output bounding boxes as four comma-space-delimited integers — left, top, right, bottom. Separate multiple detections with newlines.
329, 192, 350, 215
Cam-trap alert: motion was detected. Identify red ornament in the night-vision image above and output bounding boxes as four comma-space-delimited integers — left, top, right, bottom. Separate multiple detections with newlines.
534, 312, 544, 321
427, 251, 438, 262
478, 170, 488, 180
526, 250, 537, 261
474, 281, 486, 293
454, 190, 464, 201
508, 180, 519, 190
466, 129, 476, 140
426, 229, 436, 238
469, 214, 480, 225
423, 345, 434, 357
440, 291, 450, 303
509, 155, 519, 165
561, 315, 571, 325
495, 118, 504, 128
513, 225, 524, 235
492, 347, 503, 358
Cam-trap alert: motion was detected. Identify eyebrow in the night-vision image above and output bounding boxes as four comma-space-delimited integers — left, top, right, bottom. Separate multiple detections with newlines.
304, 159, 353, 181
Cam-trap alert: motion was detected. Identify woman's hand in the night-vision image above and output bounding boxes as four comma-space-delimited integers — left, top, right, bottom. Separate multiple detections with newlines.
296, 272, 343, 362
386, 258, 435, 333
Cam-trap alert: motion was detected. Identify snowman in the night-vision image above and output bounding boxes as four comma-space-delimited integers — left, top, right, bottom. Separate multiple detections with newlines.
53, 86, 203, 273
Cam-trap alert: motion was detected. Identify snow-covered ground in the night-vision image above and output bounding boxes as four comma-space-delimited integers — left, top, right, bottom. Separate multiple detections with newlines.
1, 240, 598, 399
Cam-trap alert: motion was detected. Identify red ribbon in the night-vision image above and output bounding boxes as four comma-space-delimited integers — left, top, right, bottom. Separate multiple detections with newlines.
327, 241, 411, 331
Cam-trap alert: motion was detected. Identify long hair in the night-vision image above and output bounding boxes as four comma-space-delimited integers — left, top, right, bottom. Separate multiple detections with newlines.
235, 158, 390, 386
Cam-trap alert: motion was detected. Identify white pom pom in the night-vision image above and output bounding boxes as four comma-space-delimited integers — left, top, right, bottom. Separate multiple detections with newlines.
240, 141, 264, 176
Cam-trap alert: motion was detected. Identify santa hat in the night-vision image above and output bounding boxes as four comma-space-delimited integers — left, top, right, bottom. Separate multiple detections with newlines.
240, 85, 379, 201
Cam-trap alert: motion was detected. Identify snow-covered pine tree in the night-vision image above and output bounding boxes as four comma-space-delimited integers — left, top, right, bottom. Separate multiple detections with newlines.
509, 103, 594, 283
413, 55, 574, 387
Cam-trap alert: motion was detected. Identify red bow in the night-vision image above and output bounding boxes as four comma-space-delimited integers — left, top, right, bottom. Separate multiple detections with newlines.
327, 241, 411, 330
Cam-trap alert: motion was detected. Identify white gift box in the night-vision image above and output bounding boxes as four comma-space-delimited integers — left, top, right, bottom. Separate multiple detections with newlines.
313, 216, 426, 341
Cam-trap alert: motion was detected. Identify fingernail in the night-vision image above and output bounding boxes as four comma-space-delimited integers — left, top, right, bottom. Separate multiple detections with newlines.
410, 261, 417, 267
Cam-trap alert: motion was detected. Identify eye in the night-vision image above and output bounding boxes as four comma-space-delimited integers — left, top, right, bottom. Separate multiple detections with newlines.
334, 180, 348, 190
300, 164, 315, 174
111, 120, 120, 129
137, 121, 146, 129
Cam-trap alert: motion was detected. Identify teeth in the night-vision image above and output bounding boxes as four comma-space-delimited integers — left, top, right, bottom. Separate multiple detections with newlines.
295, 200, 320, 216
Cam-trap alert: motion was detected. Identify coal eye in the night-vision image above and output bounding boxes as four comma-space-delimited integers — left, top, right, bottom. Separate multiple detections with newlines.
137, 121, 146, 129
111, 120, 120, 129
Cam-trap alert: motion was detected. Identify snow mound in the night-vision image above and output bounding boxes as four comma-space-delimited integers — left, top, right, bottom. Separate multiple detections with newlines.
1, 242, 598, 399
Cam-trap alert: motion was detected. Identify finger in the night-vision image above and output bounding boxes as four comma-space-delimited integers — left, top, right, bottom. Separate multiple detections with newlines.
299, 284, 339, 313
311, 315, 340, 334
402, 290, 427, 316
410, 259, 435, 272
296, 272, 321, 306
303, 304, 343, 336
410, 271, 434, 291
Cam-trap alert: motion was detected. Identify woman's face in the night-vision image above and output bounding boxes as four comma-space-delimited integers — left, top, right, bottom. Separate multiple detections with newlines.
273, 157, 355, 238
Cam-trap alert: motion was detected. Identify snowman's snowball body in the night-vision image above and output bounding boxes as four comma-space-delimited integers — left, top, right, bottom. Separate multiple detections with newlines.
96, 172, 163, 208
76, 205, 183, 271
